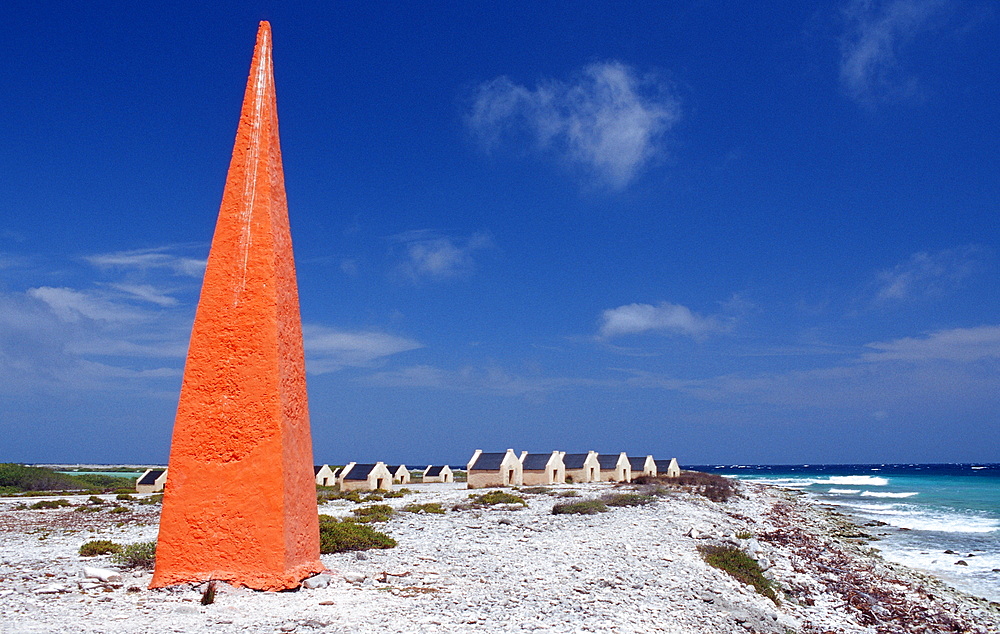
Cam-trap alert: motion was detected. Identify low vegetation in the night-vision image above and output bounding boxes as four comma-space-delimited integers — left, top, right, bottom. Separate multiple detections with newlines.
0, 464, 86, 493
519, 486, 552, 494
401, 502, 445, 514
602, 493, 656, 507
79, 540, 122, 556
318, 515, 396, 553
29, 499, 72, 510
112, 541, 157, 569
352, 504, 395, 523
633, 471, 739, 503
552, 499, 608, 515
469, 491, 527, 506
698, 544, 778, 604
317, 489, 363, 504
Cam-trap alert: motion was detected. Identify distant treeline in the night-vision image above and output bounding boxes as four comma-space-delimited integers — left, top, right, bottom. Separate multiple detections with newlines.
0, 463, 135, 495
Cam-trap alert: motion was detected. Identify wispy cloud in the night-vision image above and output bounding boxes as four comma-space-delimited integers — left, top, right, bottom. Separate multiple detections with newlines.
303, 325, 423, 374
468, 61, 680, 189
86, 245, 206, 277
872, 246, 981, 303
107, 283, 179, 307
598, 301, 729, 339
861, 325, 1000, 362
839, 0, 947, 103
391, 230, 492, 282
361, 364, 608, 395
27, 287, 148, 323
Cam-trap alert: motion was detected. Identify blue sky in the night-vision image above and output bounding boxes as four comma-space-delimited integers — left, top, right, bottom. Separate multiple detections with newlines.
2, 2, 997, 465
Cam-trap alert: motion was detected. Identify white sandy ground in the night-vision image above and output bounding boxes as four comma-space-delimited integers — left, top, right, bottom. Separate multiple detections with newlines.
1, 481, 998, 634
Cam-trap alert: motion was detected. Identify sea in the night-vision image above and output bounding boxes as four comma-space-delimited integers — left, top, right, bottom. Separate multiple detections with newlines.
691, 464, 1000, 603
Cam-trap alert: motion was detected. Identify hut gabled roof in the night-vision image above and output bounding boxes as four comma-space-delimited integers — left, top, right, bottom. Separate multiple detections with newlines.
425, 465, 445, 477
628, 456, 649, 471
137, 469, 165, 485
562, 453, 590, 469
469, 452, 506, 471
597, 454, 622, 469
521, 453, 552, 470
344, 463, 380, 481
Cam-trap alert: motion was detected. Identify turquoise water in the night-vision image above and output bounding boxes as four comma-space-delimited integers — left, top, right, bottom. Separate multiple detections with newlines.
692, 464, 1000, 602
57, 471, 143, 479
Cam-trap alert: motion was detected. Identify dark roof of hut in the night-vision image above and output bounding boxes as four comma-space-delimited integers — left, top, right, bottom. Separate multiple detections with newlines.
137, 469, 165, 485
521, 453, 553, 470
469, 452, 506, 471
344, 464, 379, 480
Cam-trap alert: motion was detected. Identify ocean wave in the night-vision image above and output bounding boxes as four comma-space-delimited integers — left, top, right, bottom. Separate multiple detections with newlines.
860, 491, 919, 498
828, 475, 889, 486
834, 502, 1000, 533
828, 488, 861, 494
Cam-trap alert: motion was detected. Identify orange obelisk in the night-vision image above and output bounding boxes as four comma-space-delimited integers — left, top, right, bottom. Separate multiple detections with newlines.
150, 22, 323, 591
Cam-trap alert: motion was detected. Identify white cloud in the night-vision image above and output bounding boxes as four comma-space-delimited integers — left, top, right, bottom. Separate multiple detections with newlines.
361, 363, 608, 395
839, 0, 946, 103
303, 325, 423, 374
27, 287, 147, 323
599, 301, 727, 339
108, 283, 179, 307
469, 61, 680, 189
86, 246, 206, 277
861, 325, 1000, 362
392, 230, 492, 282
873, 247, 981, 303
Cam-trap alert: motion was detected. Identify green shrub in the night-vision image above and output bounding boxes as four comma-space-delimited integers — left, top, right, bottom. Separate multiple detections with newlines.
647, 471, 738, 503
29, 499, 71, 510
113, 488, 136, 495
401, 502, 445, 514
469, 491, 527, 506
520, 487, 552, 494
352, 504, 394, 523
317, 489, 362, 504
603, 493, 656, 507
74, 474, 136, 490
698, 545, 778, 604
318, 517, 396, 553
79, 540, 121, 556
0, 464, 88, 492
552, 499, 608, 515
87, 495, 105, 505
557, 490, 580, 498
138, 494, 163, 505
736, 531, 754, 540
115, 493, 134, 501
112, 541, 156, 569
110, 506, 130, 514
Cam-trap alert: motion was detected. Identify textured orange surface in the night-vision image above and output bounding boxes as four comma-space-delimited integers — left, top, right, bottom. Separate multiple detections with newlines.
150, 22, 323, 591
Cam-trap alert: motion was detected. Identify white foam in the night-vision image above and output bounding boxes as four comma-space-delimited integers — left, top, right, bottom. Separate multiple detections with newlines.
828, 475, 889, 486
828, 488, 861, 494
860, 491, 919, 498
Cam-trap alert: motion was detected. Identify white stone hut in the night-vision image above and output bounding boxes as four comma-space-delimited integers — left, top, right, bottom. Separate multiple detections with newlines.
519, 451, 566, 485
338, 462, 394, 492
562, 452, 601, 483
654, 458, 681, 478
597, 452, 632, 483
628, 455, 657, 478
386, 465, 410, 485
423, 465, 454, 483
467, 449, 523, 489
314, 464, 337, 487
135, 468, 167, 494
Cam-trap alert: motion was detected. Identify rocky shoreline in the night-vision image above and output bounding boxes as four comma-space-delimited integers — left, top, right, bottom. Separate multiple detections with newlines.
1, 480, 997, 633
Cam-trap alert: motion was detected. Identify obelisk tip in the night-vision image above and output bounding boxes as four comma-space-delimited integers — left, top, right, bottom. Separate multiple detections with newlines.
258, 21, 271, 36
